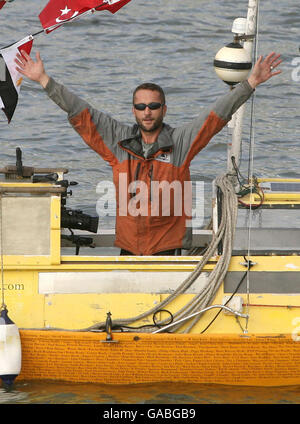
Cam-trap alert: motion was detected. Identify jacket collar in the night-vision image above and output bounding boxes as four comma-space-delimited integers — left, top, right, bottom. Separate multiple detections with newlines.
118, 124, 173, 159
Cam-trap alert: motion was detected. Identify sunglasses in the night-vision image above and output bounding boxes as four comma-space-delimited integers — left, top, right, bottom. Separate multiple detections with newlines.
134, 102, 164, 111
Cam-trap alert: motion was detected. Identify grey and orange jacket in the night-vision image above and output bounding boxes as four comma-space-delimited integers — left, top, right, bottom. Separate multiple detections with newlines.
44, 78, 253, 255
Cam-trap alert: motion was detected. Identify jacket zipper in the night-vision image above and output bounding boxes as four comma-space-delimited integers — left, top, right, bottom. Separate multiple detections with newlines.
131, 162, 141, 198
149, 163, 153, 202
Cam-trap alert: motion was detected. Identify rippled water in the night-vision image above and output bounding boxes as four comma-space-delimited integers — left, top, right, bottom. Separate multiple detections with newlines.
0, 0, 299, 404
0, 381, 299, 405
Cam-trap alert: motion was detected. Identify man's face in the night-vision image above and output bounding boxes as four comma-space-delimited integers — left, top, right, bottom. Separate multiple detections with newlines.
132, 89, 167, 134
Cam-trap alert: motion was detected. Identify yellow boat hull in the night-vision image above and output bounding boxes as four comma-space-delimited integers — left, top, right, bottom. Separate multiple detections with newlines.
1, 178, 300, 387
18, 331, 300, 387
3, 255, 300, 387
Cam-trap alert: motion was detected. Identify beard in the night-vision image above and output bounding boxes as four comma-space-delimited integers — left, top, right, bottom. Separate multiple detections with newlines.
135, 114, 164, 133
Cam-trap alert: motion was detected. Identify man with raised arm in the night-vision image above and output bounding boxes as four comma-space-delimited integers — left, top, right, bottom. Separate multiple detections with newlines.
15, 51, 281, 256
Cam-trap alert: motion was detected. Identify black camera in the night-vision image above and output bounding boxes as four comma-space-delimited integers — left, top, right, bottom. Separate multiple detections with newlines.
53, 179, 99, 233
61, 208, 99, 233
32, 176, 99, 233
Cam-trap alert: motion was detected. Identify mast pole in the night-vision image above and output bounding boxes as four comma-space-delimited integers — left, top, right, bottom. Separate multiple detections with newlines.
227, 0, 258, 175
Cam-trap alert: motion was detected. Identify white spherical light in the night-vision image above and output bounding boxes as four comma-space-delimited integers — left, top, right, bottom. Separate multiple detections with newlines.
214, 42, 252, 85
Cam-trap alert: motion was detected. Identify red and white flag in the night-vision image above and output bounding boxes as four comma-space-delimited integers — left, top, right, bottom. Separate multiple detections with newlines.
39, 0, 132, 33
96, 0, 132, 14
39, 0, 104, 33
0, 36, 33, 123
